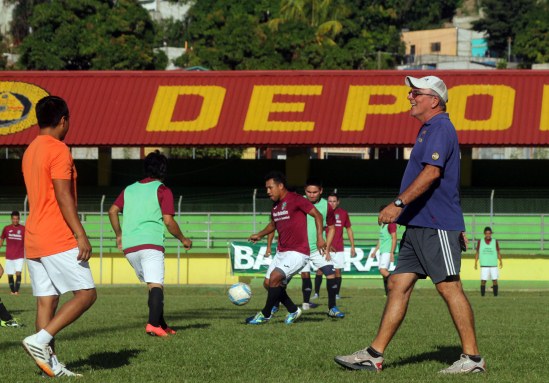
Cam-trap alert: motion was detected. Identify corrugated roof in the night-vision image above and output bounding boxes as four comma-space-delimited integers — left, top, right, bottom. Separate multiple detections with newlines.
0, 70, 548, 146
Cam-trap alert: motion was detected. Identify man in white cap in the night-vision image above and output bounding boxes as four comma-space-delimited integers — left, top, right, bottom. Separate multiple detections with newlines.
334, 75, 486, 374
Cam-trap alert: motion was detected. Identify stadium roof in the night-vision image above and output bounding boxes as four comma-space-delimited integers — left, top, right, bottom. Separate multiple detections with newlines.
1, 70, 548, 147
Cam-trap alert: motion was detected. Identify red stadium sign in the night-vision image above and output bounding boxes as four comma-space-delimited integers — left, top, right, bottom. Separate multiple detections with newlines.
0, 70, 548, 146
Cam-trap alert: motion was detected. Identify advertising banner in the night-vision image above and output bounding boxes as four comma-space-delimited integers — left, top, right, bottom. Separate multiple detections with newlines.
229, 241, 397, 277
2, 70, 548, 146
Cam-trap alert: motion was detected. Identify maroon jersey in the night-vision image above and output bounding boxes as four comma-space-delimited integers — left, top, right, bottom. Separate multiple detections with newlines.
113, 178, 176, 254
329, 208, 351, 252
1, 224, 25, 260
272, 191, 314, 256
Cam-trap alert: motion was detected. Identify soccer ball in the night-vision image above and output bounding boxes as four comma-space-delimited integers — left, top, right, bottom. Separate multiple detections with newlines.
227, 282, 252, 306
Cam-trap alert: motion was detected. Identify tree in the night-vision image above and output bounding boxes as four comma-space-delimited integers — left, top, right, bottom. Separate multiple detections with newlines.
267, 0, 350, 46
17, 0, 166, 70
472, 0, 536, 58
384, 0, 462, 31
176, 0, 405, 70
513, 1, 549, 65
0, 32, 8, 69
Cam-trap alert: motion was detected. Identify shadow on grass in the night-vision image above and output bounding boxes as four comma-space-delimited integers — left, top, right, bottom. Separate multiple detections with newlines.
70, 348, 142, 370
389, 345, 462, 367
172, 323, 211, 331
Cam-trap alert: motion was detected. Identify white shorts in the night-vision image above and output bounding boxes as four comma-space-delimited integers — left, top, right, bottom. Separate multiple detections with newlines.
27, 247, 95, 296
5, 258, 24, 274
378, 252, 391, 270
301, 250, 332, 273
125, 249, 165, 284
481, 266, 499, 281
331, 251, 345, 269
265, 251, 308, 281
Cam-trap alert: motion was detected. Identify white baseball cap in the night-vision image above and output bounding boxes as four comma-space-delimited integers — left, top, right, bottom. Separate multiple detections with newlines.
405, 75, 448, 103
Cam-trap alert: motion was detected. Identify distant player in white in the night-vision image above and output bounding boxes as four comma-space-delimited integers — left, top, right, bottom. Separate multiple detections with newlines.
313, 193, 355, 300
474, 226, 502, 296
0, 211, 25, 295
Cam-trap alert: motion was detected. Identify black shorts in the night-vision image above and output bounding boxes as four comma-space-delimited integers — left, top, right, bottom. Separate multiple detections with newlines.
393, 227, 462, 284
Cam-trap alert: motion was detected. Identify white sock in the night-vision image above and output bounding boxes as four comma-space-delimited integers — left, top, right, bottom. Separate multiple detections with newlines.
35, 329, 54, 344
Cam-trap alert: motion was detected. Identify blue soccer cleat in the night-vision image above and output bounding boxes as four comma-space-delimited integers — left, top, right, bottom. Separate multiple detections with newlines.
328, 306, 345, 318
284, 307, 302, 325
245, 311, 271, 325
271, 305, 279, 316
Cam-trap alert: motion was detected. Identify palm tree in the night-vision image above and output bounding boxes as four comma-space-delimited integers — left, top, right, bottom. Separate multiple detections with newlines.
268, 0, 349, 45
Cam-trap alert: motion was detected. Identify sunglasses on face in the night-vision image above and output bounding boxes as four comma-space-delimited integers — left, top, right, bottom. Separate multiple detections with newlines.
408, 89, 437, 98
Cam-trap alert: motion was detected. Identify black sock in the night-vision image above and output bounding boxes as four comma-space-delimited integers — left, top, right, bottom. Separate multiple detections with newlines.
493, 285, 498, 296
15, 275, 21, 292
367, 346, 383, 358
336, 277, 342, 295
383, 276, 389, 295
314, 274, 323, 295
279, 288, 298, 313
480, 285, 486, 296
0, 301, 13, 321
160, 308, 168, 329
466, 354, 482, 363
302, 278, 312, 303
148, 287, 164, 327
8, 275, 15, 293
262, 286, 283, 317
327, 278, 338, 309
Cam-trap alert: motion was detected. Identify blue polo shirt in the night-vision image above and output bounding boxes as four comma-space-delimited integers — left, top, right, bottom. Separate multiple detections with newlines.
396, 113, 465, 231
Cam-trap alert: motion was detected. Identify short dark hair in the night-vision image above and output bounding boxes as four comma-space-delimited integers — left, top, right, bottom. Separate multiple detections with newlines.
265, 171, 286, 187
36, 96, 69, 128
484, 226, 492, 233
11, 211, 19, 217
144, 150, 168, 180
328, 192, 339, 200
305, 177, 323, 188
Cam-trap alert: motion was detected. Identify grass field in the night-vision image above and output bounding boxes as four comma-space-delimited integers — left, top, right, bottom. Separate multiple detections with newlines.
1, 283, 548, 383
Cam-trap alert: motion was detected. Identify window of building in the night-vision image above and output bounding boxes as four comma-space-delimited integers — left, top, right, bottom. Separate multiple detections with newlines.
431, 42, 441, 52
410, 45, 416, 55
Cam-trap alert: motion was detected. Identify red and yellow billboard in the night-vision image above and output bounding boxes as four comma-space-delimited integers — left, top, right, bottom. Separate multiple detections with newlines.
1, 70, 548, 146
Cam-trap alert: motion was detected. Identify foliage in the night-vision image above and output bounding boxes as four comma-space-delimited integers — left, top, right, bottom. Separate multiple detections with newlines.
382, 0, 463, 30
16, 0, 166, 70
2, 285, 548, 382
176, 0, 406, 70
153, 18, 186, 47
0, 32, 8, 69
167, 147, 245, 159
513, 1, 549, 65
472, 0, 536, 58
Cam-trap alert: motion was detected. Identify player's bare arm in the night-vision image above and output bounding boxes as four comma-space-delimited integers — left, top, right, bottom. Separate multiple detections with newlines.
474, 242, 480, 269
265, 231, 275, 257
308, 207, 326, 253
379, 164, 441, 224
108, 204, 123, 250
163, 214, 192, 250
249, 220, 275, 243
53, 178, 92, 261
371, 240, 380, 258
346, 227, 356, 257
390, 229, 397, 262
325, 225, 335, 261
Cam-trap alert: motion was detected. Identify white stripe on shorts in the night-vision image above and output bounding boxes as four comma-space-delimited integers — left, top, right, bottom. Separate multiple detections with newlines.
438, 229, 456, 275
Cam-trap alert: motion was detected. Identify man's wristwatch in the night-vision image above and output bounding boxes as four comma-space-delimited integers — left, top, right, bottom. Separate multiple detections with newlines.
393, 198, 406, 208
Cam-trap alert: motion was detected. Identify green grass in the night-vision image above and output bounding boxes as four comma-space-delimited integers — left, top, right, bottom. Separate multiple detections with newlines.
2, 284, 548, 382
